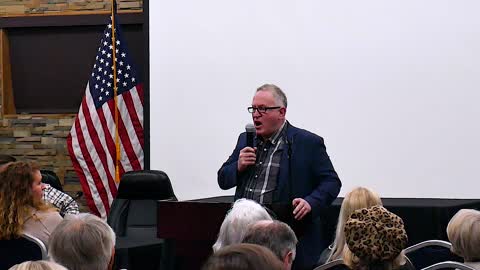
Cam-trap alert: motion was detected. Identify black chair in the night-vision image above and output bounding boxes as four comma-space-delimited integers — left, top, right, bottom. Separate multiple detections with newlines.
107, 170, 177, 270
0, 233, 48, 269
405, 240, 463, 270
421, 261, 475, 270
40, 169, 63, 192
313, 259, 350, 270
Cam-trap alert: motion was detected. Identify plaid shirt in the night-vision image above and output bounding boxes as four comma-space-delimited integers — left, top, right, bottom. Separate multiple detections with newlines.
243, 121, 287, 204
43, 184, 79, 216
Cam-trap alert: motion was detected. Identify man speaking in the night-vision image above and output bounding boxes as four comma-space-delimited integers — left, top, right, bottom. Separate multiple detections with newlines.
217, 84, 341, 269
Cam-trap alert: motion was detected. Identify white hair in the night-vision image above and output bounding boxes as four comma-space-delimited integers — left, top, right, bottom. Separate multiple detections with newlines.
48, 213, 116, 270
212, 199, 272, 252
9, 261, 68, 270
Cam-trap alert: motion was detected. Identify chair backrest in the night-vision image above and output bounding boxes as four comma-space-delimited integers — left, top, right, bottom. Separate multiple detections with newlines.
107, 170, 177, 237
405, 240, 462, 270
421, 261, 476, 270
405, 240, 452, 254
0, 234, 47, 269
313, 259, 349, 270
40, 169, 63, 192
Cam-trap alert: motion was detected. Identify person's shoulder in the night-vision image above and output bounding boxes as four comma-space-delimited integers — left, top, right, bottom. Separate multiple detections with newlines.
288, 123, 324, 143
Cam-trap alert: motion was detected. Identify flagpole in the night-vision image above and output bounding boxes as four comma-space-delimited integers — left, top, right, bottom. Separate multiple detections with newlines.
111, 0, 121, 183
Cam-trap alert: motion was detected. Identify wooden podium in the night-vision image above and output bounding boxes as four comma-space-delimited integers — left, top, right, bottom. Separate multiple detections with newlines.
156, 196, 308, 270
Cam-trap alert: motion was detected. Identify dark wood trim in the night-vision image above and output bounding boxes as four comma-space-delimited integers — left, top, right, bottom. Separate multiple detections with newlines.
1, 29, 15, 115
143, 0, 150, 169
0, 12, 143, 28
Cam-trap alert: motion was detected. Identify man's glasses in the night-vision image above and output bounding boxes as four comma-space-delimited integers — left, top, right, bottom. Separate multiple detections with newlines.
247, 106, 281, 114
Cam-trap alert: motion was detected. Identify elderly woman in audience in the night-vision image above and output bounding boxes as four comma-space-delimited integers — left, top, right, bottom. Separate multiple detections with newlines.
49, 213, 116, 270
0, 161, 62, 247
447, 209, 480, 269
203, 243, 284, 270
9, 261, 68, 270
212, 198, 272, 252
321, 187, 382, 263
343, 206, 410, 270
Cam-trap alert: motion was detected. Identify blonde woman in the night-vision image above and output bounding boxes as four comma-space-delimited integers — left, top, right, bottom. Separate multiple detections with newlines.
9, 261, 67, 270
447, 209, 480, 269
0, 161, 62, 247
323, 187, 382, 263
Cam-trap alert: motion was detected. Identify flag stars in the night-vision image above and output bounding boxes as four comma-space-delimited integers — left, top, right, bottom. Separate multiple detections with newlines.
107, 82, 112, 87
103, 41, 107, 46
118, 69, 122, 75
100, 59, 104, 63
109, 45, 113, 50
101, 88, 104, 92
116, 40, 120, 45
101, 50, 106, 55
109, 74, 113, 79
96, 76, 100, 80
98, 67, 103, 72
119, 61, 124, 66
107, 53, 111, 58
126, 65, 131, 70
108, 24, 112, 29
123, 82, 127, 87
99, 96, 103, 101
105, 32, 110, 38
125, 73, 129, 78
106, 91, 110, 95
121, 52, 126, 57
132, 77, 135, 82
95, 84, 99, 89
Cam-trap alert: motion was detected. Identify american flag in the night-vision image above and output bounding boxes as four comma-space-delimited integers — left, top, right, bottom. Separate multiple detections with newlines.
67, 13, 144, 219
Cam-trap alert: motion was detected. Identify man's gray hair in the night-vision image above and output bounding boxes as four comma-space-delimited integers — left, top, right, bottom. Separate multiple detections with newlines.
212, 199, 272, 252
256, 84, 288, 108
48, 213, 116, 270
242, 220, 298, 261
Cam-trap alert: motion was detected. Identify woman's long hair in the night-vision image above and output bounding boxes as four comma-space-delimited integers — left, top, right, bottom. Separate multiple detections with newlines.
327, 187, 382, 262
0, 161, 51, 239
343, 247, 406, 270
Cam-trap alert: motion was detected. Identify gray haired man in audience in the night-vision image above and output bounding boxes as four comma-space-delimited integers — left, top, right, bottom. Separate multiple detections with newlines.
242, 220, 298, 270
48, 213, 116, 270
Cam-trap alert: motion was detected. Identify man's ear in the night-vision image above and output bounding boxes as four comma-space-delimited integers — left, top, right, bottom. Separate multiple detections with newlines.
108, 248, 115, 270
279, 107, 287, 117
285, 250, 295, 265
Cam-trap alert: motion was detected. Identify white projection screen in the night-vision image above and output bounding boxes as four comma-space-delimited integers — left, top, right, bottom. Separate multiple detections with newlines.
149, 1, 480, 201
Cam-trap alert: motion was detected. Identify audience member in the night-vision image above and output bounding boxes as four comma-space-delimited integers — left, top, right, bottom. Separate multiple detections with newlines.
447, 209, 480, 269
344, 206, 409, 270
0, 155, 79, 216
324, 187, 382, 263
203, 243, 284, 270
0, 161, 62, 247
48, 213, 116, 270
243, 220, 298, 270
9, 261, 68, 270
213, 198, 272, 252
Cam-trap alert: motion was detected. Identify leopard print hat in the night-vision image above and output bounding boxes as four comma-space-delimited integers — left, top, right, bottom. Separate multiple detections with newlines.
344, 205, 408, 262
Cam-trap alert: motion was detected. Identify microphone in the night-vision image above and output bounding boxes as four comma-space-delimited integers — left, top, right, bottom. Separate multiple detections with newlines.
245, 123, 256, 148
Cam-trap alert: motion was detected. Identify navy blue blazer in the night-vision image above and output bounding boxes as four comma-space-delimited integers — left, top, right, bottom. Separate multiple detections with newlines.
218, 122, 341, 269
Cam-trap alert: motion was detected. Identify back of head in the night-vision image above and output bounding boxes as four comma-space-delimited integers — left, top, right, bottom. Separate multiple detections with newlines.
203, 243, 284, 270
329, 187, 382, 261
344, 206, 408, 270
447, 209, 480, 262
49, 213, 116, 270
9, 261, 68, 270
0, 161, 42, 239
213, 199, 272, 252
242, 220, 298, 263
